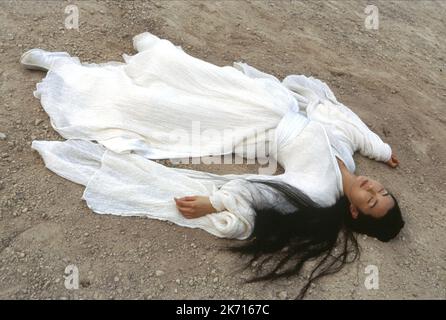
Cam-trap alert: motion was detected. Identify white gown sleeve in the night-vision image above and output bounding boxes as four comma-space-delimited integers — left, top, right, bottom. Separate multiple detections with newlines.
282, 75, 392, 162
208, 179, 258, 240
312, 99, 392, 162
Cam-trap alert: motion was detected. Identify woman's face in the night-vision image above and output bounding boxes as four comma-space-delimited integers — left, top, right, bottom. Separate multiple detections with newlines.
348, 176, 395, 219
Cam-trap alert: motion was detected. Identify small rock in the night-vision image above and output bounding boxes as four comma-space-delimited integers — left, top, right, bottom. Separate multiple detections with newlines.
34, 119, 43, 126
114, 276, 120, 282
80, 279, 91, 288
175, 279, 181, 284
19, 252, 26, 258
0, 132, 6, 140
21, 208, 28, 213
213, 277, 219, 283
155, 270, 164, 277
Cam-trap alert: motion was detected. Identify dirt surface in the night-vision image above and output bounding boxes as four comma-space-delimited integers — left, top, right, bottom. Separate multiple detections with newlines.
0, 0, 445, 299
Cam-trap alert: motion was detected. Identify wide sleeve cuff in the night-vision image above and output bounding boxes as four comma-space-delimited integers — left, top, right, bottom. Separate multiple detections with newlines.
209, 193, 226, 212
380, 143, 392, 163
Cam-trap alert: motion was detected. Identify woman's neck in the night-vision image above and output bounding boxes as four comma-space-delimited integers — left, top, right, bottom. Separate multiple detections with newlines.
336, 157, 355, 200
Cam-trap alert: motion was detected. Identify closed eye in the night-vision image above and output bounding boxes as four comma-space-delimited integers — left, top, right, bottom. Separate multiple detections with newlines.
370, 189, 390, 208
368, 197, 377, 208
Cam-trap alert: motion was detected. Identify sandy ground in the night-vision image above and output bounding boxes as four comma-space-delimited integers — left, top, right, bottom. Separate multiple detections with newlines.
0, 0, 445, 299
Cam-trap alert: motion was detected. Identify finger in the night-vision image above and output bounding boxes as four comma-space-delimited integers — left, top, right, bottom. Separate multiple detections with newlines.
176, 200, 195, 208
178, 207, 193, 215
175, 196, 195, 202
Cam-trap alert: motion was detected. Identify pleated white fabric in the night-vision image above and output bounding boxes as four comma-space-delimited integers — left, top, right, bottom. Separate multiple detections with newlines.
30, 32, 392, 240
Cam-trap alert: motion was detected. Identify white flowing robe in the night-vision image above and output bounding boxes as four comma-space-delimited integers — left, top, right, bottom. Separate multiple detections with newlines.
30, 32, 392, 240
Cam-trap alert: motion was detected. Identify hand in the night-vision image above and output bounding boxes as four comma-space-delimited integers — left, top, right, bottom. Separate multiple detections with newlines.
386, 153, 399, 168
174, 196, 217, 219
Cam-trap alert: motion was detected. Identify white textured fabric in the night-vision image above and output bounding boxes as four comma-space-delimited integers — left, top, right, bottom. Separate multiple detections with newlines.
30, 32, 392, 240
34, 32, 297, 160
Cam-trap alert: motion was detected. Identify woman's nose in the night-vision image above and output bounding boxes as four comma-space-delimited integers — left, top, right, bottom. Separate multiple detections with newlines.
367, 185, 376, 195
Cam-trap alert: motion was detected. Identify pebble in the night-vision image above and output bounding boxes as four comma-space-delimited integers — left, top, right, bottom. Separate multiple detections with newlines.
114, 276, 120, 282
155, 270, 164, 277
278, 291, 288, 299
19, 252, 26, 258
34, 119, 43, 126
0, 132, 6, 140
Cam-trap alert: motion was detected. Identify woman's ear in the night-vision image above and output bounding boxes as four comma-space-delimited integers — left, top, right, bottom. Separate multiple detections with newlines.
349, 203, 359, 219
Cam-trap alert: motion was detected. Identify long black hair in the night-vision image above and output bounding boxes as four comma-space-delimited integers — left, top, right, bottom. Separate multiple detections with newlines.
228, 179, 405, 299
